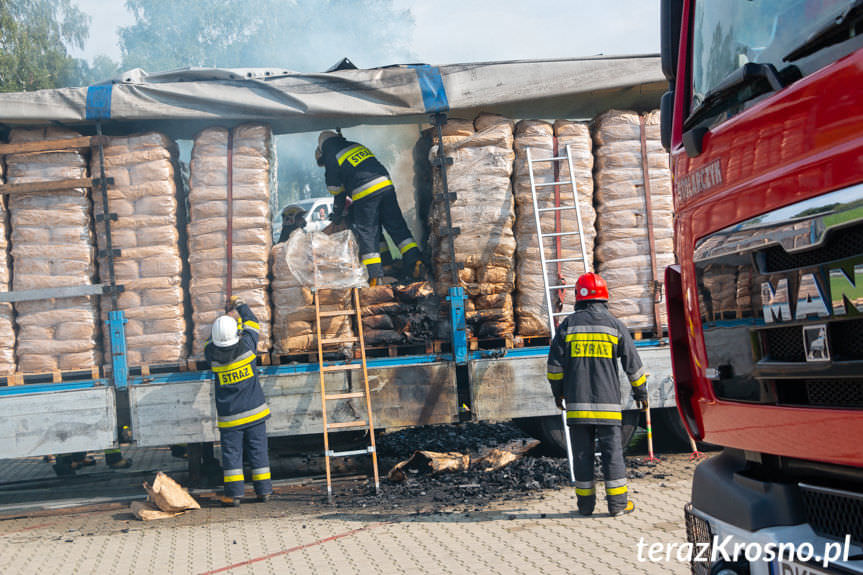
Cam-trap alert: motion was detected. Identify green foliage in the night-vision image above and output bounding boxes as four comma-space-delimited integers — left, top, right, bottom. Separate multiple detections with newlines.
119, 0, 415, 72
68, 54, 122, 86
0, 0, 90, 91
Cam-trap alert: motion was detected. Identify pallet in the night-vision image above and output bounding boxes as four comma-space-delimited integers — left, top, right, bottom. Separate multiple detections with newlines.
631, 328, 667, 341
511, 335, 551, 348
358, 341, 432, 359
711, 308, 744, 321
468, 335, 516, 351
1, 365, 102, 386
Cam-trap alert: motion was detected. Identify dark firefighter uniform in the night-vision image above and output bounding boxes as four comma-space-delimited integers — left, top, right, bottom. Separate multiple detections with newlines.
319, 134, 421, 280
204, 303, 272, 501
547, 300, 647, 515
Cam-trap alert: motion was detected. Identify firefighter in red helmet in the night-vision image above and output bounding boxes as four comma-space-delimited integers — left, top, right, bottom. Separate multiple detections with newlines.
546, 272, 648, 516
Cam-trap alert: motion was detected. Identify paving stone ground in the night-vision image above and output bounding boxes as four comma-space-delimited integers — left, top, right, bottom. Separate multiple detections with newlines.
0, 451, 702, 574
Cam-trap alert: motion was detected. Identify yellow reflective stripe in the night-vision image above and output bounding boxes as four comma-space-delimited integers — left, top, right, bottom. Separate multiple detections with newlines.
328, 185, 344, 195
243, 320, 260, 331
337, 145, 363, 165
223, 474, 244, 483
547, 372, 563, 380
252, 472, 271, 481
352, 178, 392, 201
575, 487, 596, 496
606, 485, 628, 496
567, 410, 622, 421
631, 374, 647, 387
362, 256, 382, 266
399, 241, 418, 254
564, 333, 619, 344
217, 407, 271, 429
211, 353, 255, 373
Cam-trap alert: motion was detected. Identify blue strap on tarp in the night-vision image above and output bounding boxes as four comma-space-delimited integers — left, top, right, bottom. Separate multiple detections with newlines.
86, 85, 113, 120
410, 65, 449, 113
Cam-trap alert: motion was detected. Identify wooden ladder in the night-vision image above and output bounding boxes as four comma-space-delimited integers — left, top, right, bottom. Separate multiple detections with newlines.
313, 285, 380, 502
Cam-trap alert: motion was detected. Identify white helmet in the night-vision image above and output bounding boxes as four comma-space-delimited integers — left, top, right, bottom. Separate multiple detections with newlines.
211, 315, 240, 347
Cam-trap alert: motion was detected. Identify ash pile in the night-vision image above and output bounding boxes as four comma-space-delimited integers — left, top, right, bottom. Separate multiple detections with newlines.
331, 422, 677, 510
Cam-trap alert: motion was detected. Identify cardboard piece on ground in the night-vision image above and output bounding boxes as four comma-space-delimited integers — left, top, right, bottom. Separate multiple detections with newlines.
387, 450, 470, 482
474, 438, 541, 472
131, 500, 185, 521
143, 471, 201, 513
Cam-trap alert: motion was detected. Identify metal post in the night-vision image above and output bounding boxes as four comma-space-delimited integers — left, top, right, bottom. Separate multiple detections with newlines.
96, 122, 119, 310
447, 287, 468, 366
108, 310, 128, 390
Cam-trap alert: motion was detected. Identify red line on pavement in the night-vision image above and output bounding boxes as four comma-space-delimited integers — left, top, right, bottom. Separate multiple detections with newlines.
0, 522, 57, 536
199, 521, 393, 574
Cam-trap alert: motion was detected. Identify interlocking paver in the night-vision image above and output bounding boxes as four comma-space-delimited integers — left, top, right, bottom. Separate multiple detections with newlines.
0, 454, 701, 574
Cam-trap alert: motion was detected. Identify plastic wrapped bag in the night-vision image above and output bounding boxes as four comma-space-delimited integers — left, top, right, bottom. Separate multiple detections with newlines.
285, 229, 368, 289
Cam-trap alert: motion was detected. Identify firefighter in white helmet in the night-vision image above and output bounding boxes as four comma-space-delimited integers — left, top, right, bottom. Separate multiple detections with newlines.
205, 296, 272, 506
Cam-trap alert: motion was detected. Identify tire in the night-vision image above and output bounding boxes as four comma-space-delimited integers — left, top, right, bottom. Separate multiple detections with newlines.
517, 411, 640, 457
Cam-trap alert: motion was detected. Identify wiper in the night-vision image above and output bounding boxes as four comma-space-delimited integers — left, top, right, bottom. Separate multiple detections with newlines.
683, 62, 784, 133
784, 0, 863, 62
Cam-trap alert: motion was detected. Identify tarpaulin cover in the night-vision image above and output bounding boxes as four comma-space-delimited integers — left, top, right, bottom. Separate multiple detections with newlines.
0, 56, 663, 137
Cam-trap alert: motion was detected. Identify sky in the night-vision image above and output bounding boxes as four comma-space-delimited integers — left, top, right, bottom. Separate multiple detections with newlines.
68, 0, 660, 67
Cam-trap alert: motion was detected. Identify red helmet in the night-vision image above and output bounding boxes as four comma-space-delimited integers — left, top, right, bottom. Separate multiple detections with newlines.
575, 272, 609, 302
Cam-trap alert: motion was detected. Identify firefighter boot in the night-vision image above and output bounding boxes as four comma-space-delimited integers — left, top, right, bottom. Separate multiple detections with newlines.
611, 500, 635, 517
218, 495, 241, 507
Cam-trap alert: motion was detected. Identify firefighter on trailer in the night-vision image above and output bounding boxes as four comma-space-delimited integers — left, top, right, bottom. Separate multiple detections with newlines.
205, 296, 272, 506
546, 272, 648, 517
315, 130, 424, 285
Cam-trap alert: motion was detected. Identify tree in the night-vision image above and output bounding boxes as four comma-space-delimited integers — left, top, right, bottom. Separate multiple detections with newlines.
119, 0, 415, 73
0, 0, 89, 92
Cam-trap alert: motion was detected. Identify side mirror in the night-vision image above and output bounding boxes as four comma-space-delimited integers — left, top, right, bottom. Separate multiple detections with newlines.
660, 89, 675, 151
661, 0, 683, 81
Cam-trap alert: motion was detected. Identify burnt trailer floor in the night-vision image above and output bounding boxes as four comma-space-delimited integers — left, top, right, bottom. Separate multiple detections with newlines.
0, 423, 703, 575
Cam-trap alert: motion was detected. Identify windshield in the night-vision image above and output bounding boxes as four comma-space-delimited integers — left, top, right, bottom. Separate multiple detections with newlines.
690, 0, 852, 113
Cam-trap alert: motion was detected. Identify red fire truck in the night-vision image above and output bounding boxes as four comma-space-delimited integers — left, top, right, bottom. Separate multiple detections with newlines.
662, 0, 863, 573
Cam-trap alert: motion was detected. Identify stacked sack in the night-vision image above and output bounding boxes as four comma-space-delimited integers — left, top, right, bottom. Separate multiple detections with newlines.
5, 128, 100, 372
188, 125, 272, 356
0, 158, 14, 375
428, 114, 516, 338
592, 110, 673, 331
701, 264, 739, 318
92, 133, 186, 366
512, 120, 596, 336
270, 229, 362, 354
359, 282, 437, 347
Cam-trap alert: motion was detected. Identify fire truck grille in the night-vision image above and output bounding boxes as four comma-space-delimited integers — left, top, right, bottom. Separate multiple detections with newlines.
830, 319, 863, 359
763, 224, 863, 273
806, 380, 863, 407
684, 504, 713, 575
800, 485, 863, 546
760, 319, 863, 363
762, 326, 805, 362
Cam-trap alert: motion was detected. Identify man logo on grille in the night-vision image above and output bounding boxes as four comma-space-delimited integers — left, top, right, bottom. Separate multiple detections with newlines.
803, 324, 830, 362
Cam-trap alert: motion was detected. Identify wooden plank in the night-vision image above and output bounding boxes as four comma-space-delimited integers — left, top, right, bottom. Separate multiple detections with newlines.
0, 178, 94, 195
0, 135, 106, 155
0, 283, 105, 303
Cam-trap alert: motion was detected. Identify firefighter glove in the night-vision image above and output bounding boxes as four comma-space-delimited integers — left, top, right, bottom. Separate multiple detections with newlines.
554, 395, 565, 411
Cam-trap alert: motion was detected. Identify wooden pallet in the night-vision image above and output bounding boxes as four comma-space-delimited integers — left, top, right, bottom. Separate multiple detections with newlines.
468, 335, 516, 351
512, 335, 551, 348
358, 341, 431, 359
631, 328, 667, 341
2, 365, 101, 386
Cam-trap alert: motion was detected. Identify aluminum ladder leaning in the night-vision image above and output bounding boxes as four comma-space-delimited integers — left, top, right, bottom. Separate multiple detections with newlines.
311, 253, 380, 502
525, 144, 592, 484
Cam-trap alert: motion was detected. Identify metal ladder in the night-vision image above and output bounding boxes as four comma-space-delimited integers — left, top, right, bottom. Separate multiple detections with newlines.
526, 144, 592, 331
525, 143, 592, 483
313, 280, 380, 502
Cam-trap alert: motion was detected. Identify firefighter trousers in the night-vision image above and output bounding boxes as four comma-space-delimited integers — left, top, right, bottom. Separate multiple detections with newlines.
220, 421, 272, 499
351, 187, 420, 279
570, 424, 628, 514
